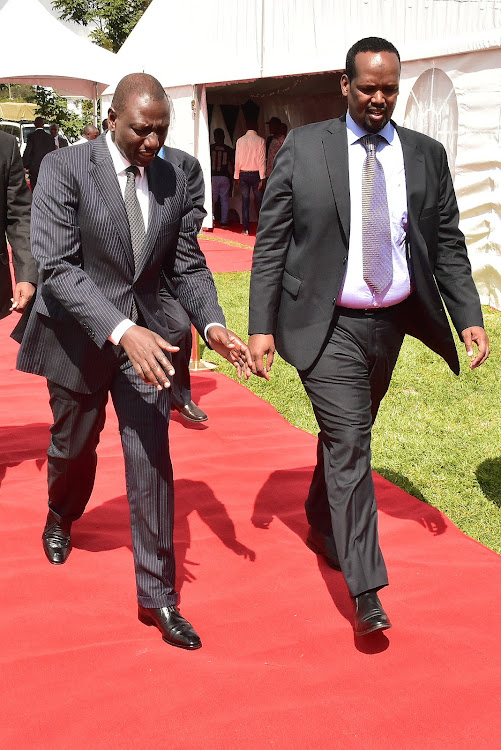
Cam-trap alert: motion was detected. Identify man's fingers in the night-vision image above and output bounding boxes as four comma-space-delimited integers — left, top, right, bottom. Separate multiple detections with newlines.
266, 349, 275, 371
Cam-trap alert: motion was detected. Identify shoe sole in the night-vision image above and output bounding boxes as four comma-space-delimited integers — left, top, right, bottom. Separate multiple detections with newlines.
138, 612, 202, 650
354, 622, 392, 636
305, 537, 342, 571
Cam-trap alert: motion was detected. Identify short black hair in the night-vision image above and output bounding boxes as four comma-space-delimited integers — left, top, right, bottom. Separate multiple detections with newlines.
111, 73, 169, 116
345, 37, 400, 81
34, 116, 44, 128
214, 128, 224, 137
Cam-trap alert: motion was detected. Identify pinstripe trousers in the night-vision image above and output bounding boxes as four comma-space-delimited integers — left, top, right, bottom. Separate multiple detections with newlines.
46, 360, 177, 608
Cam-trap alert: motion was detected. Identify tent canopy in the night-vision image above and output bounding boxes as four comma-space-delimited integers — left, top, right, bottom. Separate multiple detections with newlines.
107, 0, 501, 91
0, 0, 119, 99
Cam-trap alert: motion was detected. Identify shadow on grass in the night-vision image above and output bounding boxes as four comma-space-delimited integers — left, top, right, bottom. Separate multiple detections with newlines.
476, 457, 501, 508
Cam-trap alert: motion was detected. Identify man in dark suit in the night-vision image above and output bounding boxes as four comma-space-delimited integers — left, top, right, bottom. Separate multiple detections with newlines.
15, 73, 252, 650
248, 38, 489, 637
49, 123, 68, 149
22, 116, 55, 189
159, 144, 210, 422
0, 130, 36, 320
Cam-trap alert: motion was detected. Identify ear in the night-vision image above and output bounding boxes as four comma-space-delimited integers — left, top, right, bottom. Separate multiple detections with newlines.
340, 74, 349, 98
108, 107, 117, 131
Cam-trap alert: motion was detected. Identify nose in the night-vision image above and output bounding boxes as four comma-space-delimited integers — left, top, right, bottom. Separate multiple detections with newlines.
371, 90, 384, 105
144, 131, 159, 150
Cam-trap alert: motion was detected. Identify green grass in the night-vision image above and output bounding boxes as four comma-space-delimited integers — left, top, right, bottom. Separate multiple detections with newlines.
201, 271, 501, 554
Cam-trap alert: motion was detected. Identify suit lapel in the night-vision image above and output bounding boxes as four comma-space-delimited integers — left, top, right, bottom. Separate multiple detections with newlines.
322, 117, 350, 245
89, 136, 135, 272
395, 124, 426, 222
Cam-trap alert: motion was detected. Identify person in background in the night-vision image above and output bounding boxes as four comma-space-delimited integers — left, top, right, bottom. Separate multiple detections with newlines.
101, 118, 109, 133
49, 123, 68, 149
0, 129, 36, 319
72, 124, 100, 145
234, 119, 265, 235
210, 128, 233, 228
22, 116, 55, 190
265, 119, 286, 179
159, 143, 211, 423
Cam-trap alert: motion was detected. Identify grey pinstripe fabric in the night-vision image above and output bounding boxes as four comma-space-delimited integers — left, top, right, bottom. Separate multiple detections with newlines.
16, 134, 225, 393
15, 133, 226, 607
360, 134, 393, 294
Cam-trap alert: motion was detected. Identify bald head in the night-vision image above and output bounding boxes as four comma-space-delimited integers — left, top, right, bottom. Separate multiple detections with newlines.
111, 73, 169, 116
83, 124, 99, 140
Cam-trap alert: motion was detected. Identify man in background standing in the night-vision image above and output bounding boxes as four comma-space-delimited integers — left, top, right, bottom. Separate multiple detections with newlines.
210, 128, 233, 228
72, 124, 100, 145
49, 123, 68, 149
22, 116, 55, 190
234, 119, 265, 235
265, 119, 286, 179
0, 129, 36, 319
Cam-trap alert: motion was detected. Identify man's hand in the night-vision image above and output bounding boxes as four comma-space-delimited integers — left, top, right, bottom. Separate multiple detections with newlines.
10, 282, 36, 313
461, 326, 490, 369
120, 326, 179, 390
207, 326, 255, 380
248, 334, 275, 380
258, 179, 266, 192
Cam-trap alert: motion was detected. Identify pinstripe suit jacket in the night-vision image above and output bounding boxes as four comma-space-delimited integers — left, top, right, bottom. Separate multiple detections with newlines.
15, 133, 225, 393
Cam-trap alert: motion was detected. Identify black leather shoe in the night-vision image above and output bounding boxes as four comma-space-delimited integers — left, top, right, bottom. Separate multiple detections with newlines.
138, 605, 202, 650
42, 510, 72, 565
172, 400, 208, 423
353, 590, 391, 636
305, 526, 341, 570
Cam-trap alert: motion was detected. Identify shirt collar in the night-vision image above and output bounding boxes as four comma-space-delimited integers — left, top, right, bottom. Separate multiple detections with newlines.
346, 111, 395, 146
106, 130, 145, 178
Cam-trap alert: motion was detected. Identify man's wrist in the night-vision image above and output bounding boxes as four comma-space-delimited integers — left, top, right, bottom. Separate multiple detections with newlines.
204, 322, 225, 340
109, 319, 135, 345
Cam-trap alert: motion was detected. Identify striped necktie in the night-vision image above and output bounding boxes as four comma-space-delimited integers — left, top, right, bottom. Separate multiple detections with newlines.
360, 134, 393, 294
124, 165, 146, 321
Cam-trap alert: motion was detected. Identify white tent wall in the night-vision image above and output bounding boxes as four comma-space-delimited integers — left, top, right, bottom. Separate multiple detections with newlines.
395, 49, 501, 310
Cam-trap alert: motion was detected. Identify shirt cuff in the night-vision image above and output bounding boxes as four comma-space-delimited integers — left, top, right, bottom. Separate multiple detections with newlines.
204, 322, 225, 340
109, 319, 135, 345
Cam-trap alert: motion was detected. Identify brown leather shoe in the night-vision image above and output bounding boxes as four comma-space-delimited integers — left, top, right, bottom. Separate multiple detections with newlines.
42, 510, 72, 565
172, 400, 208, 423
138, 605, 202, 650
353, 590, 391, 636
305, 526, 341, 570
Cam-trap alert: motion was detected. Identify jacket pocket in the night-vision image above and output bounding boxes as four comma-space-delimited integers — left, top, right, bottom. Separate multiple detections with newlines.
282, 269, 302, 298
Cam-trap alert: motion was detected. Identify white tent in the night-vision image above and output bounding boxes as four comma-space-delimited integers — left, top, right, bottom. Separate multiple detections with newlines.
104, 0, 501, 308
0, 0, 120, 118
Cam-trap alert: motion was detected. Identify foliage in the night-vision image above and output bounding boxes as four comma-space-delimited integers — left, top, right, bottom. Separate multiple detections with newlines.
0, 84, 37, 103
34, 86, 87, 142
52, 0, 152, 52
204, 270, 501, 554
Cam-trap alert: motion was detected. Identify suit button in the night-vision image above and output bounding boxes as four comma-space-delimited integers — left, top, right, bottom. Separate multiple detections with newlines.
343, 256, 348, 265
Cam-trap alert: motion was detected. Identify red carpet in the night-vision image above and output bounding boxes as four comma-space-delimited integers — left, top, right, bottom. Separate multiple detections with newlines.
1, 314, 500, 749
199, 226, 254, 272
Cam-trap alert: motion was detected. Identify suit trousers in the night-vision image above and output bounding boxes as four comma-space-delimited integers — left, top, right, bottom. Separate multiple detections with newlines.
239, 171, 262, 231
159, 283, 192, 408
46, 362, 177, 608
299, 305, 405, 597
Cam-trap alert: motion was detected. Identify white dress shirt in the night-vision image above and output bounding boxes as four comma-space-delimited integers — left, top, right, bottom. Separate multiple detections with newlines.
337, 112, 411, 308
234, 130, 266, 179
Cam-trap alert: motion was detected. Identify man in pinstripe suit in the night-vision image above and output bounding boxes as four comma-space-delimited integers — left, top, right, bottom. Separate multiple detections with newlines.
14, 74, 253, 650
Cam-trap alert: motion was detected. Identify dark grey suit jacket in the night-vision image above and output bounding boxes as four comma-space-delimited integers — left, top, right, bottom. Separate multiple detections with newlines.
15, 133, 225, 393
249, 115, 483, 375
22, 128, 55, 182
0, 131, 35, 320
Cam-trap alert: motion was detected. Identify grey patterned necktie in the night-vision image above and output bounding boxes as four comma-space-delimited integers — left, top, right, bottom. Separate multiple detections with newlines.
360, 134, 393, 294
124, 165, 145, 321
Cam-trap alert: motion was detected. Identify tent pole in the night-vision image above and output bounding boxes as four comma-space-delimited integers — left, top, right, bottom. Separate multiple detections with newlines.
93, 82, 98, 127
